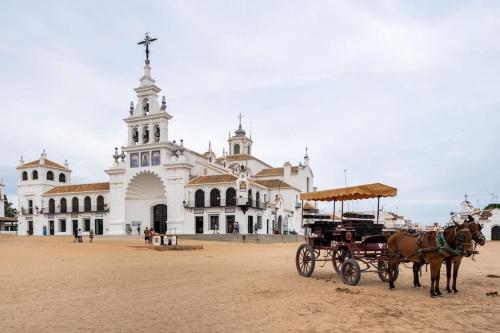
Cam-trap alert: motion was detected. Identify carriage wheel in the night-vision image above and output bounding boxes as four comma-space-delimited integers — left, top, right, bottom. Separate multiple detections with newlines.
295, 243, 316, 277
332, 249, 351, 275
377, 260, 399, 282
341, 259, 361, 286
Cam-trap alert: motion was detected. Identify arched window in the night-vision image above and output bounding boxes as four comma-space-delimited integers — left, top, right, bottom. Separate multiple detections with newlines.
22, 171, 28, 181
132, 127, 139, 143
32, 170, 38, 180
48, 198, 55, 214
306, 177, 310, 192
60, 198, 67, 213
47, 171, 54, 181
84, 196, 91, 212
97, 195, 105, 211
143, 98, 149, 115
247, 189, 253, 206
210, 189, 221, 207
195, 190, 205, 208
59, 173, 66, 183
226, 187, 236, 206
233, 144, 240, 155
143, 125, 149, 143
153, 125, 160, 143
256, 191, 260, 208
72, 197, 79, 213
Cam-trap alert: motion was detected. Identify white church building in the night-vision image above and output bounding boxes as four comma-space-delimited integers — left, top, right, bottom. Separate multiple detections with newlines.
16, 46, 313, 236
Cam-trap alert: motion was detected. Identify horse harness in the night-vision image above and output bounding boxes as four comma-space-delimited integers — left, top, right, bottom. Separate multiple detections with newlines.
397, 227, 469, 263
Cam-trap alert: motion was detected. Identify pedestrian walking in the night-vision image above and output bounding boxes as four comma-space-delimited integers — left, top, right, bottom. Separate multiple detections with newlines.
73, 228, 78, 243
149, 228, 155, 244
77, 228, 83, 243
144, 227, 149, 244
137, 225, 141, 235
89, 229, 94, 243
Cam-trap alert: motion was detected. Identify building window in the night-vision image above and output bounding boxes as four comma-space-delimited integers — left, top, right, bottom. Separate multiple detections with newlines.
96, 196, 105, 211
256, 191, 260, 208
151, 150, 161, 166
48, 198, 55, 214
72, 197, 79, 213
22, 171, 28, 181
32, 170, 38, 180
28, 200, 33, 215
47, 171, 54, 181
233, 144, 240, 155
226, 187, 236, 206
59, 219, 66, 232
60, 198, 67, 213
130, 153, 139, 168
153, 125, 160, 143
306, 177, 310, 192
84, 197, 91, 212
247, 189, 253, 206
210, 189, 220, 207
141, 152, 150, 167
209, 215, 219, 230
84, 219, 91, 232
142, 125, 149, 143
195, 190, 205, 208
132, 127, 139, 143
59, 173, 66, 183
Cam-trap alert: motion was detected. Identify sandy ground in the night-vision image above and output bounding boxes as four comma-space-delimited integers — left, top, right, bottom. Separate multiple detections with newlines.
0, 236, 499, 333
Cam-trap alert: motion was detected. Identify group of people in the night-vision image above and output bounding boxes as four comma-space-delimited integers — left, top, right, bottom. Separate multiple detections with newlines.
143, 227, 156, 244
73, 228, 94, 243
230, 222, 240, 234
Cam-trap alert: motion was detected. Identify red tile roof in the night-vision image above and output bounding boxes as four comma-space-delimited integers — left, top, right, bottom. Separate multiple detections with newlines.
43, 182, 110, 195
254, 166, 299, 177
18, 159, 68, 170
251, 179, 296, 190
188, 174, 237, 185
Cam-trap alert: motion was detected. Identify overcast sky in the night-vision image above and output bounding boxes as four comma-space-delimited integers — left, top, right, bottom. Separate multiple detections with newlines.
1, 1, 499, 224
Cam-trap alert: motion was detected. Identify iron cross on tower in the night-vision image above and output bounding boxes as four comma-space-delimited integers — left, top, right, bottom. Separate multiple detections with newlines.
137, 32, 158, 61
237, 113, 244, 127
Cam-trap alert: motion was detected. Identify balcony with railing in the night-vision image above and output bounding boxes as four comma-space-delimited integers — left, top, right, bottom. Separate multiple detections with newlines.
37, 205, 110, 215
186, 200, 266, 210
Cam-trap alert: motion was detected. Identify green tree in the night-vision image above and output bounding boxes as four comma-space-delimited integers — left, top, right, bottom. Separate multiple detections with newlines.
3, 195, 18, 218
484, 203, 500, 210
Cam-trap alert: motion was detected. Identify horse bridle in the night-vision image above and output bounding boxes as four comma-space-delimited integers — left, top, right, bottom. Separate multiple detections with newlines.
471, 230, 485, 244
453, 227, 473, 257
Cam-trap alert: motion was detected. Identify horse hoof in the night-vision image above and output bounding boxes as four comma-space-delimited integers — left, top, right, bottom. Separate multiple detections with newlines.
447, 289, 452, 293
453, 290, 459, 294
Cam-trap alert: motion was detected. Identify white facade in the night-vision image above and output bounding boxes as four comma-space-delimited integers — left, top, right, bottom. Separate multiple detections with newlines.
16, 56, 313, 236
455, 200, 500, 241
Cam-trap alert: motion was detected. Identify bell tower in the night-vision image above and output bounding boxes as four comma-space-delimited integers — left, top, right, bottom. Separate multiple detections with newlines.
126, 33, 172, 147
228, 113, 252, 155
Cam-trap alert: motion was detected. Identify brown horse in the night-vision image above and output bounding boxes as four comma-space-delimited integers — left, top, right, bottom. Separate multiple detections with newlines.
412, 220, 485, 293
387, 223, 473, 297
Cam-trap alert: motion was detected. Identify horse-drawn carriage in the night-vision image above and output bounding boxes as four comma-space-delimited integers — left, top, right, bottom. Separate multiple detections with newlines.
295, 183, 399, 285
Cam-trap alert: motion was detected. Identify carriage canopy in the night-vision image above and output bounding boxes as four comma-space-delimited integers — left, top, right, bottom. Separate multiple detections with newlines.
299, 183, 397, 202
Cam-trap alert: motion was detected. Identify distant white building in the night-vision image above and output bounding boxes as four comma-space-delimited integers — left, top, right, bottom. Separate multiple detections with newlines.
456, 199, 500, 241
16, 48, 313, 236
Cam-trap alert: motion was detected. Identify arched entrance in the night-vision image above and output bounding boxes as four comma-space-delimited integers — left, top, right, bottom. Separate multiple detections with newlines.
125, 171, 167, 233
492, 226, 500, 240
153, 204, 168, 234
